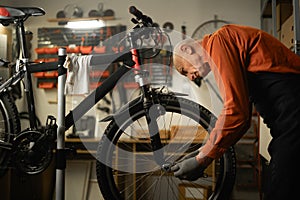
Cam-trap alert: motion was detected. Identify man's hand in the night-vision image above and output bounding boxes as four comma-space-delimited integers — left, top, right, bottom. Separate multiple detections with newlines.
171, 157, 206, 181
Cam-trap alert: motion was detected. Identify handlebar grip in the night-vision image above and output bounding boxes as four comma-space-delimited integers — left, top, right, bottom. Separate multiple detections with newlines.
129, 6, 153, 26
129, 6, 143, 20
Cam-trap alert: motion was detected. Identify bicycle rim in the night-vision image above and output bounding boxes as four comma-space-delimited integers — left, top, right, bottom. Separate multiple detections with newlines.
96, 95, 235, 200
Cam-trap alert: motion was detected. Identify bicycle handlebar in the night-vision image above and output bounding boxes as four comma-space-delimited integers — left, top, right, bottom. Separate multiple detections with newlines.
129, 6, 153, 26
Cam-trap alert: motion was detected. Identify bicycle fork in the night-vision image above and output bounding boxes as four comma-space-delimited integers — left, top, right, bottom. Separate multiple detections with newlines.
129, 24, 166, 165
142, 85, 165, 166
132, 58, 166, 166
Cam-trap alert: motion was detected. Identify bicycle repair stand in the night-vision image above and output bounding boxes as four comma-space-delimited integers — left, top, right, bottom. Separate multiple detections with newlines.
56, 47, 67, 200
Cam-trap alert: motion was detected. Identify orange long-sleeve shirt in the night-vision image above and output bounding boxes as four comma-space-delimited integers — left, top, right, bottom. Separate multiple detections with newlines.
199, 24, 300, 159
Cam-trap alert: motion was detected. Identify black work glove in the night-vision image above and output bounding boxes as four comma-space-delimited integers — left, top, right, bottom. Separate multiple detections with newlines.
171, 157, 206, 181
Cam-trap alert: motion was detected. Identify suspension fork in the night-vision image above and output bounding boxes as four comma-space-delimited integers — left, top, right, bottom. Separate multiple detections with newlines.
131, 48, 165, 166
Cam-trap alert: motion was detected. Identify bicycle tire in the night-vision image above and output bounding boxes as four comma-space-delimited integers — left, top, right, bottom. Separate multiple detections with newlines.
96, 94, 236, 200
0, 92, 21, 176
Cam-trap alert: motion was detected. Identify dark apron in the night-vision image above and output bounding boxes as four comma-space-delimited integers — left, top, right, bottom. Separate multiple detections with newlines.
247, 72, 300, 200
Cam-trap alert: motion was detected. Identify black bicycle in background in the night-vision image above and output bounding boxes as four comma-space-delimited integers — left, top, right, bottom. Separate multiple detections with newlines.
0, 5, 236, 200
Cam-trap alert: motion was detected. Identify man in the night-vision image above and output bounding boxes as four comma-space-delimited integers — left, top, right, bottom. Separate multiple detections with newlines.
171, 24, 300, 200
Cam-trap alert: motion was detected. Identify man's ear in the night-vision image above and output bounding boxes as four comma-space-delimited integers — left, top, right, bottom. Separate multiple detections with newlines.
180, 44, 194, 55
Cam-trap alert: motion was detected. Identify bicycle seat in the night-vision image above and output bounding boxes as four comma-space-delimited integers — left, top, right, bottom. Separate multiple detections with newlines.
0, 6, 45, 25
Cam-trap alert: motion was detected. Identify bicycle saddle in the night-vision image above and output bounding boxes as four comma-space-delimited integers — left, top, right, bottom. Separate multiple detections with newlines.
0, 6, 45, 25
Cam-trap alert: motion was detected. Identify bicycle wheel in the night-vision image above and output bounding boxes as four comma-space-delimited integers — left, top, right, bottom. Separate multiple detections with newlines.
96, 94, 236, 200
0, 92, 21, 176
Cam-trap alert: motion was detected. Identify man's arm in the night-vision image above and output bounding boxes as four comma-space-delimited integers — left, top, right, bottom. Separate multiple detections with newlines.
200, 29, 252, 160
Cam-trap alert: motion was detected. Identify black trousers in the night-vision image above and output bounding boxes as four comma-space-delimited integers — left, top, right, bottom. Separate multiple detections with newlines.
248, 72, 300, 200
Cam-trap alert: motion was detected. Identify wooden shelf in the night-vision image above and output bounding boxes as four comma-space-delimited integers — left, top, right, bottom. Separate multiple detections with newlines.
47, 16, 115, 22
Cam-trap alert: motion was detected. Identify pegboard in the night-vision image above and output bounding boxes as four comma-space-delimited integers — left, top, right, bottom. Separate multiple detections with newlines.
37, 25, 127, 55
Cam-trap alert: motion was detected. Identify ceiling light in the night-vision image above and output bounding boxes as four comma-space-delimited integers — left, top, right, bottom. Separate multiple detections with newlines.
65, 20, 105, 29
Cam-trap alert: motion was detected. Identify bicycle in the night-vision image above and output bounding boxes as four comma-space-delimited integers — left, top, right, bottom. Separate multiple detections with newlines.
0, 5, 236, 200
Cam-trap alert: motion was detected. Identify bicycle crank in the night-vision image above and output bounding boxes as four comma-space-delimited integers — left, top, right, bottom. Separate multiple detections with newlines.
12, 129, 54, 174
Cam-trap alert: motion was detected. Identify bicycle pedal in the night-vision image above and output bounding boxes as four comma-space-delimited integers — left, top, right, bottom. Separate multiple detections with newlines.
46, 115, 56, 126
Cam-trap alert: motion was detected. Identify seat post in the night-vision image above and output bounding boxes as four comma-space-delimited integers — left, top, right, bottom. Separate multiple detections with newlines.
15, 19, 38, 129
16, 20, 29, 59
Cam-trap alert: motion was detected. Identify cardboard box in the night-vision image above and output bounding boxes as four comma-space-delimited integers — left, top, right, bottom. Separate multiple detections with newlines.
178, 183, 212, 200
276, 3, 293, 31
236, 165, 258, 188
235, 138, 258, 162
280, 14, 294, 49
